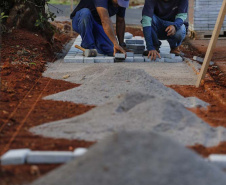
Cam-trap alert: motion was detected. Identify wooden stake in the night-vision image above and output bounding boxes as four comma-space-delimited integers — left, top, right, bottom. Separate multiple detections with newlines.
196, 0, 226, 87
70, 0, 74, 37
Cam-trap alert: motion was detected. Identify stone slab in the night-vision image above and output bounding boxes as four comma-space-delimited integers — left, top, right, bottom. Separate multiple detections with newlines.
133, 57, 145, 62
64, 57, 84, 63
193, 56, 214, 65
29, 132, 226, 185
124, 57, 134, 62
124, 32, 133, 39
125, 39, 144, 45
115, 53, 126, 60
160, 53, 175, 59
126, 52, 134, 57
209, 154, 226, 170
126, 44, 145, 50
73, 148, 88, 157
144, 57, 164, 63
1, 149, 31, 165
26, 151, 74, 164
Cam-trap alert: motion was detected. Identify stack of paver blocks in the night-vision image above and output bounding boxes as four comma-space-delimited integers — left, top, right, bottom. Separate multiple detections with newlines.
189, 0, 226, 34
64, 34, 183, 63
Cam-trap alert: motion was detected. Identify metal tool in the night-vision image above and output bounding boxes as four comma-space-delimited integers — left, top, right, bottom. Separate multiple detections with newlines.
75, 45, 97, 57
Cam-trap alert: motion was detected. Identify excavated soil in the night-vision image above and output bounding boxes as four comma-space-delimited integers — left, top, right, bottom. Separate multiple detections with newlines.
0, 29, 94, 185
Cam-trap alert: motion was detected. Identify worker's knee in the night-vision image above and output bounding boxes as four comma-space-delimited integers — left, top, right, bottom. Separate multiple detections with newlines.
174, 24, 186, 41
152, 15, 159, 27
79, 8, 92, 22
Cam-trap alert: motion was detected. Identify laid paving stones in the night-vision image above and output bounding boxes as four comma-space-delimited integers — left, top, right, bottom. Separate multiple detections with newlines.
133, 56, 145, 62
29, 132, 226, 185
124, 57, 134, 62
144, 57, 165, 62
1, 149, 31, 165
160, 53, 175, 59
64, 34, 183, 63
115, 53, 126, 60
94, 57, 114, 63
126, 52, 134, 57
84, 57, 94, 63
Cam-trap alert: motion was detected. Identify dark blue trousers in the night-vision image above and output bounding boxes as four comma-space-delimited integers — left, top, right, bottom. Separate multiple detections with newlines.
151, 15, 186, 49
72, 8, 114, 55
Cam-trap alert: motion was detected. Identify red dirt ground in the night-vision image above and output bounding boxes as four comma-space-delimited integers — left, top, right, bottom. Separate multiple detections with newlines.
174, 39, 226, 157
0, 29, 95, 185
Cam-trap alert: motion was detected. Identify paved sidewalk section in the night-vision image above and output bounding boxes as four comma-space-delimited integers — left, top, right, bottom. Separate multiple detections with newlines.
30, 132, 226, 185
64, 35, 183, 63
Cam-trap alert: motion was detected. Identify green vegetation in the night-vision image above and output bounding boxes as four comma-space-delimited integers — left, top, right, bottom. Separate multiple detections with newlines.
49, 0, 79, 5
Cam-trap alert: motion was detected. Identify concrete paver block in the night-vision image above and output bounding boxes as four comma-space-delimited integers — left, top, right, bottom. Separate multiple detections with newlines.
125, 40, 144, 45
175, 56, 183, 63
1, 149, 31, 165
164, 58, 175, 63
126, 52, 134, 57
27, 151, 74, 164
160, 53, 175, 59
115, 53, 126, 60
74, 148, 88, 157
124, 32, 133, 39
144, 57, 164, 62
134, 57, 145, 62
209, 154, 226, 170
64, 56, 84, 63
193, 56, 214, 65
127, 44, 145, 50
65, 53, 77, 58
84, 57, 94, 63
94, 57, 114, 63
134, 36, 143, 39
124, 57, 134, 62
69, 48, 83, 53
134, 50, 145, 54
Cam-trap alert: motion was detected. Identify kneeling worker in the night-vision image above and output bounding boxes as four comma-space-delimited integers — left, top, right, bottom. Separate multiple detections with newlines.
142, 0, 188, 60
71, 0, 129, 56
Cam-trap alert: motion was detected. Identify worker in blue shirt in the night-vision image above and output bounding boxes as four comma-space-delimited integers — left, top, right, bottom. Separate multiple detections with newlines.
71, 0, 129, 56
142, 0, 188, 60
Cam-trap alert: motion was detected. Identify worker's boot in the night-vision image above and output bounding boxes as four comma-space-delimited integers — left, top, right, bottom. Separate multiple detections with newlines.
170, 46, 185, 57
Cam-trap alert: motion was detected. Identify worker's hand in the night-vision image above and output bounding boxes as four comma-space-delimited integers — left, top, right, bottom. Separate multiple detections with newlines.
114, 44, 126, 56
165, 25, 176, 36
148, 50, 161, 61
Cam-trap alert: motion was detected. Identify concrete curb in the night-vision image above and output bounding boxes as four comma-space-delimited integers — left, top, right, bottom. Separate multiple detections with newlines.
1, 148, 87, 165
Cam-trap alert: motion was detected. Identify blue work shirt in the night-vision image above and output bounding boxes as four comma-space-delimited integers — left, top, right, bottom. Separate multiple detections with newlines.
142, 0, 188, 23
142, 0, 188, 51
70, 0, 126, 25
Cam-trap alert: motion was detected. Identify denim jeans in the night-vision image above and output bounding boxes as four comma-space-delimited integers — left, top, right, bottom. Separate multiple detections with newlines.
151, 15, 186, 49
72, 8, 114, 55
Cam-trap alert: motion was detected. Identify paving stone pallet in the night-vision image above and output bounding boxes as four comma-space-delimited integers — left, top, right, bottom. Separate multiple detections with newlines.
64, 35, 183, 63
189, 0, 226, 38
